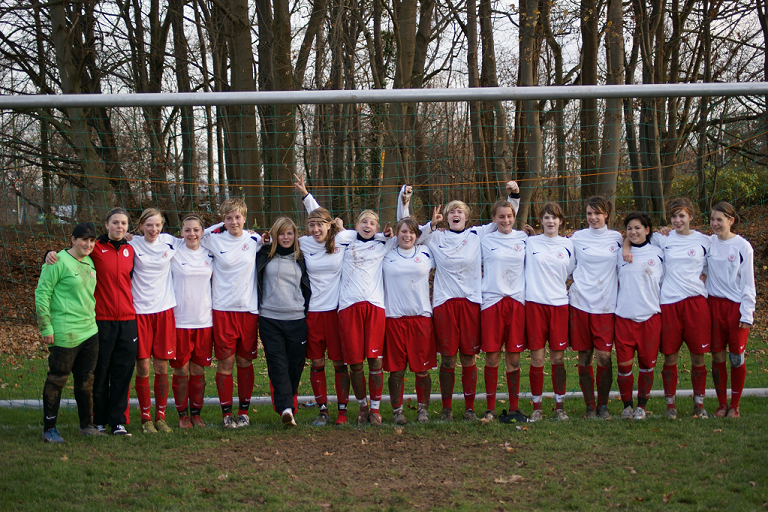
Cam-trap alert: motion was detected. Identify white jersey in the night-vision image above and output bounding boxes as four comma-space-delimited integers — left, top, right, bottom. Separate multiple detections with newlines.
382, 245, 435, 318
706, 235, 756, 325
298, 231, 357, 312
651, 230, 710, 304
615, 243, 665, 322
338, 232, 398, 311
171, 244, 214, 328
201, 230, 262, 313
569, 226, 623, 314
130, 234, 181, 314
524, 234, 575, 306
480, 230, 527, 310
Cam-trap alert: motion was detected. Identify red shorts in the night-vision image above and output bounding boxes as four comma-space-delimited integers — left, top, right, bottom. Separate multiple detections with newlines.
481, 297, 526, 353
212, 310, 259, 361
660, 296, 711, 355
170, 327, 214, 369
525, 302, 568, 351
338, 302, 385, 364
383, 316, 437, 373
433, 298, 481, 357
136, 309, 177, 360
615, 314, 661, 369
709, 296, 749, 354
569, 307, 615, 352
306, 310, 343, 362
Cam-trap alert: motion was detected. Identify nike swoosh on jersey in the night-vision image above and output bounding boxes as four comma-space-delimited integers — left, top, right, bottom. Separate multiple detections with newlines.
309, 252, 318, 256
219, 251, 227, 254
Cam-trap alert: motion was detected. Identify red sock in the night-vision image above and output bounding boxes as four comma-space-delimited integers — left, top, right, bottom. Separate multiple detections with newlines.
369, 369, 383, 412
506, 369, 520, 411
462, 365, 477, 411
637, 368, 654, 406
530, 365, 544, 410
712, 361, 728, 407
552, 363, 565, 408
730, 363, 746, 408
189, 374, 206, 414
662, 363, 677, 408
334, 366, 350, 410
171, 374, 189, 414
484, 366, 498, 411
310, 365, 327, 406
135, 375, 151, 422
216, 372, 234, 416
578, 365, 596, 408
617, 366, 634, 405
439, 367, 455, 408
691, 365, 707, 406
237, 365, 254, 414
154, 373, 169, 421
415, 374, 431, 406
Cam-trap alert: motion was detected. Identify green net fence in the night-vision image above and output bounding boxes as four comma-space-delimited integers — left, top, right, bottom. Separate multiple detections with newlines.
2, 89, 768, 405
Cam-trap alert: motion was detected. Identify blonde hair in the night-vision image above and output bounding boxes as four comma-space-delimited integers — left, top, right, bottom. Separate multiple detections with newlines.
268, 217, 301, 260
220, 198, 247, 218
181, 214, 204, 230
138, 208, 164, 233
491, 200, 516, 218
308, 207, 340, 254
356, 209, 379, 226
444, 200, 470, 219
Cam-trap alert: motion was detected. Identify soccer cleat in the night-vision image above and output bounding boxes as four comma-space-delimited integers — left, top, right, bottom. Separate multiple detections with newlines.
529, 410, 544, 422
178, 415, 193, 430
632, 407, 647, 420
95, 424, 107, 434
482, 409, 497, 421
154, 419, 173, 433
555, 408, 569, 421
665, 408, 678, 420
582, 406, 597, 419
281, 409, 297, 427
393, 409, 407, 425
726, 406, 741, 419
142, 420, 158, 434
369, 411, 383, 426
112, 425, 132, 437
190, 415, 206, 428
713, 404, 728, 418
440, 407, 454, 422
222, 415, 237, 429
417, 406, 430, 424
598, 405, 612, 420
313, 410, 330, 426
499, 409, 530, 424
692, 407, 709, 419
464, 409, 478, 421
334, 411, 348, 426
357, 406, 370, 425
79, 425, 107, 437
235, 414, 251, 428
42, 428, 65, 443
620, 406, 634, 420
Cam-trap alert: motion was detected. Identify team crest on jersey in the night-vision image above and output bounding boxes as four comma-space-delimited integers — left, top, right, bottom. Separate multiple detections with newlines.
368, 245, 375, 250
90, 271, 96, 278
728, 254, 736, 262
242, 244, 248, 251
162, 251, 168, 259
514, 244, 522, 251
123, 248, 130, 257
204, 261, 210, 267
688, 249, 695, 257
333, 247, 340, 254
461, 239, 467, 246
609, 246, 616, 252
415, 257, 421, 263
556, 252, 564, 259
648, 259, 655, 267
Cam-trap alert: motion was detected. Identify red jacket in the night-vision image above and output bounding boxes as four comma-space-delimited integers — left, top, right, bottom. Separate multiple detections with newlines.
91, 235, 136, 321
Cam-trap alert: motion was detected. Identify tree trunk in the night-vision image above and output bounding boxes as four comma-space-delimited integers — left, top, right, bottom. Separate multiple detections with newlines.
579, 0, 599, 199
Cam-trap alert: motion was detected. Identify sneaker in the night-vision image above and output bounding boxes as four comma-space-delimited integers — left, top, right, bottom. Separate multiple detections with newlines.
281, 409, 296, 427
369, 411, 383, 426
393, 408, 407, 425
334, 411, 348, 426
582, 406, 597, 419
42, 428, 65, 443
692, 406, 709, 419
726, 406, 741, 419
235, 414, 251, 428
313, 410, 330, 426
154, 419, 173, 433
464, 409, 478, 421
417, 406, 429, 423
357, 406, 370, 425
222, 415, 237, 429
713, 404, 728, 418
665, 407, 678, 420
79, 425, 107, 437
95, 424, 107, 434
482, 409, 497, 421
440, 407, 454, 422
620, 406, 634, 420
555, 408, 569, 421
633, 407, 647, 420
190, 415, 206, 428
142, 420, 158, 434
112, 424, 132, 437
598, 405, 612, 420
178, 415, 193, 430
529, 409, 544, 422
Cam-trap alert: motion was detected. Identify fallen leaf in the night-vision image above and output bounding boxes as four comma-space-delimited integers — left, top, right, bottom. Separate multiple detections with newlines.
220, 438, 230, 443
60, 455, 68, 461
394, 427, 403, 435
750, 481, 757, 487
361, 439, 367, 445
254, 457, 262, 462
626, 467, 637, 474
662, 492, 674, 503
713, 429, 723, 433
323, 451, 334, 456
217, 474, 227, 481
494, 475, 524, 484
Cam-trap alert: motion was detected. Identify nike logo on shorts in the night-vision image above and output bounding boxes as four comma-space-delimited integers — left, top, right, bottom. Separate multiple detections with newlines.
167, 350, 173, 355
372, 349, 379, 353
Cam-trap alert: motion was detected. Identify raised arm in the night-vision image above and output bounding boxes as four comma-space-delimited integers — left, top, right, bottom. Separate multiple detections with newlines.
396, 184, 412, 221
506, 180, 521, 216
295, 173, 322, 213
